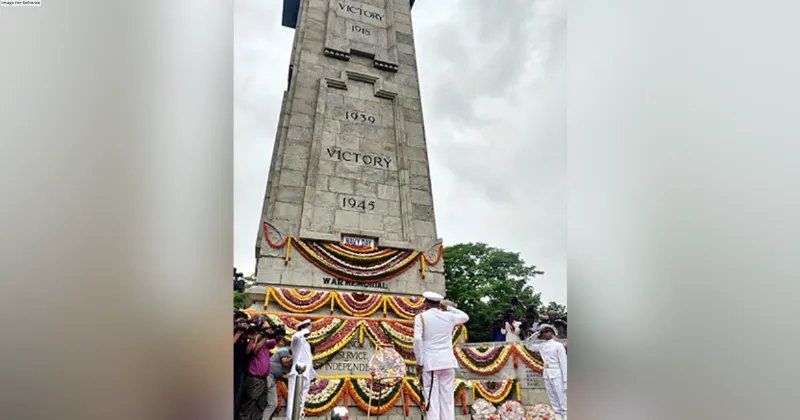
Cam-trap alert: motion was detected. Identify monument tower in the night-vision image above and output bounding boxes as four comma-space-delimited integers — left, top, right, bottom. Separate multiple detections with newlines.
244, 1, 559, 417
251, 0, 445, 297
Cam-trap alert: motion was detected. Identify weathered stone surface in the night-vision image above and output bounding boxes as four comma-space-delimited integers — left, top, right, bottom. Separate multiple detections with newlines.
247, 0, 498, 413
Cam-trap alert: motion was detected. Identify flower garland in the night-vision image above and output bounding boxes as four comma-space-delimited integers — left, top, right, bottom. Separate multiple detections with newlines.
454, 379, 469, 414
291, 238, 421, 283
266, 287, 333, 313
305, 378, 348, 416
348, 378, 405, 415
453, 324, 468, 343
454, 345, 513, 375
472, 379, 520, 405
276, 376, 480, 416
386, 295, 425, 318
513, 345, 544, 374
335, 291, 383, 317
265, 286, 430, 320
250, 312, 485, 370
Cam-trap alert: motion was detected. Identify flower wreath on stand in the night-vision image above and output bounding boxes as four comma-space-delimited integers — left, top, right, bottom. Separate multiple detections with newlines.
525, 403, 556, 420
471, 398, 499, 420
498, 400, 526, 420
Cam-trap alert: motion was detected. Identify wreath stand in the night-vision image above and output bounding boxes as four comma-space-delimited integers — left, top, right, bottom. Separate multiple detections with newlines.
366, 344, 407, 420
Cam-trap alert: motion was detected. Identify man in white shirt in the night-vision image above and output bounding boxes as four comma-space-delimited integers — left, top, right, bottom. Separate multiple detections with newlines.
413, 291, 470, 420
503, 315, 523, 342
285, 319, 317, 420
525, 324, 567, 420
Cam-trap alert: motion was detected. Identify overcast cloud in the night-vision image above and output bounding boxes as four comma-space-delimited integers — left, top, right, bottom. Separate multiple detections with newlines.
234, 0, 567, 305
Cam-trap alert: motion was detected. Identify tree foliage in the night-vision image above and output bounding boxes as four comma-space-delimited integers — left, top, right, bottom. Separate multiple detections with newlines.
443, 243, 545, 342
543, 301, 567, 316
233, 292, 246, 310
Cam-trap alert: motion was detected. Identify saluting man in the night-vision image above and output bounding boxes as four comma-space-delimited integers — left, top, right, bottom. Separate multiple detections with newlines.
413, 291, 470, 420
285, 319, 317, 420
525, 324, 567, 420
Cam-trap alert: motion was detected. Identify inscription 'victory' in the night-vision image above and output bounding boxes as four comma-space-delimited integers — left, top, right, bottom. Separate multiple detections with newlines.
338, 2, 385, 22
326, 147, 392, 168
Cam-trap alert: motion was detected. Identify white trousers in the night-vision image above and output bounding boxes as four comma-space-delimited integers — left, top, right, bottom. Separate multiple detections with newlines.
284, 374, 310, 420
422, 368, 455, 420
544, 377, 567, 416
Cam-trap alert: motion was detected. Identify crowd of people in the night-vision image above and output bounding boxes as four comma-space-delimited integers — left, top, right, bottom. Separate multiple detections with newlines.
488, 301, 568, 342
234, 311, 293, 420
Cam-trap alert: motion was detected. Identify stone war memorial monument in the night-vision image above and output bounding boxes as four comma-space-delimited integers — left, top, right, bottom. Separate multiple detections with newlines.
244, 1, 563, 418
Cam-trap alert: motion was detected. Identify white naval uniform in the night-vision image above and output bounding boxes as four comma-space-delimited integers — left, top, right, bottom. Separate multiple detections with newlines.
413, 305, 470, 420
285, 330, 317, 420
525, 334, 567, 417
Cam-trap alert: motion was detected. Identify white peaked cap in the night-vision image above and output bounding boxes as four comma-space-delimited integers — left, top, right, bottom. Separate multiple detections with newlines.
422, 291, 444, 302
297, 319, 312, 329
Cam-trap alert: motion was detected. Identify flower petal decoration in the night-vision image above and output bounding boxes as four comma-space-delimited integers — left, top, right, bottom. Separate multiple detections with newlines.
525, 403, 556, 420
498, 400, 525, 420
471, 398, 499, 420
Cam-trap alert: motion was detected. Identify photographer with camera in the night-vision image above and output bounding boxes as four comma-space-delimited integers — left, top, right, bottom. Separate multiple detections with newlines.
489, 312, 506, 342
239, 323, 278, 420
262, 330, 291, 420
234, 311, 251, 420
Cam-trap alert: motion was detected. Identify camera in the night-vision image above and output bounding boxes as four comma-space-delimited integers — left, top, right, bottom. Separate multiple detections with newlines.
233, 268, 245, 292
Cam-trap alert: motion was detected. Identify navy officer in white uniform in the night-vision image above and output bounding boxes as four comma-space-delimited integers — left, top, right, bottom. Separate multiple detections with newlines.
413, 291, 470, 420
286, 319, 317, 420
525, 324, 567, 420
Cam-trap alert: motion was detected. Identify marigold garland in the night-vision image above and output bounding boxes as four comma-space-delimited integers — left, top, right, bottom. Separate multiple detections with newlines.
348, 378, 405, 415
513, 345, 544, 374
249, 312, 553, 377
291, 238, 421, 283
454, 345, 513, 375
473, 379, 519, 404
267, 287, 333, 313
453, 324, 468, 343
264, 286, 426, 320
281, 376, 471, 416
262, 227, 424, 283
386, 295, 425, 318
305, 378, 348, 416
335, 291, 383, 317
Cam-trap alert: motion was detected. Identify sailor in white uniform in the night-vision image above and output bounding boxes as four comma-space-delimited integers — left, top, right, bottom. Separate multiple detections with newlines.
285, 319, 317, 420
413, 291, 470, 420
525, 324, 568, 420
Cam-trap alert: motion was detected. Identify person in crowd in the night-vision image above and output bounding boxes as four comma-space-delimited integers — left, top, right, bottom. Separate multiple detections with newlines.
413, 291, 470, 420
285, 319, 317, 420
489, 312, 506, 342
239, 327, 276, 420
525, 324, 567, 420
262, 335, 292, 420
234, 311, 250, 420
503, 314, 523, 342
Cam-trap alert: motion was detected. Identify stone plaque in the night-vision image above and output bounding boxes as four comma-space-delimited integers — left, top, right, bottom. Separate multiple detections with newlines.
317, 339, 375, 376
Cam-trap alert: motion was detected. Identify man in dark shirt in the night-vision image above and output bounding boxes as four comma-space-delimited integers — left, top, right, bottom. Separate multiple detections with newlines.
263, 336, 292, 420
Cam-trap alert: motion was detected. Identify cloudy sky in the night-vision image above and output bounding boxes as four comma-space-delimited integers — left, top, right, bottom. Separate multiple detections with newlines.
234, 0, 567, 305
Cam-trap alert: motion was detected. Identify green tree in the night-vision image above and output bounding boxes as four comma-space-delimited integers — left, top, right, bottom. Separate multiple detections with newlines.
443, 243, 544, 342
543, 301, 567, 316
233, 273, 256, 310
234, 291, 246, 309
